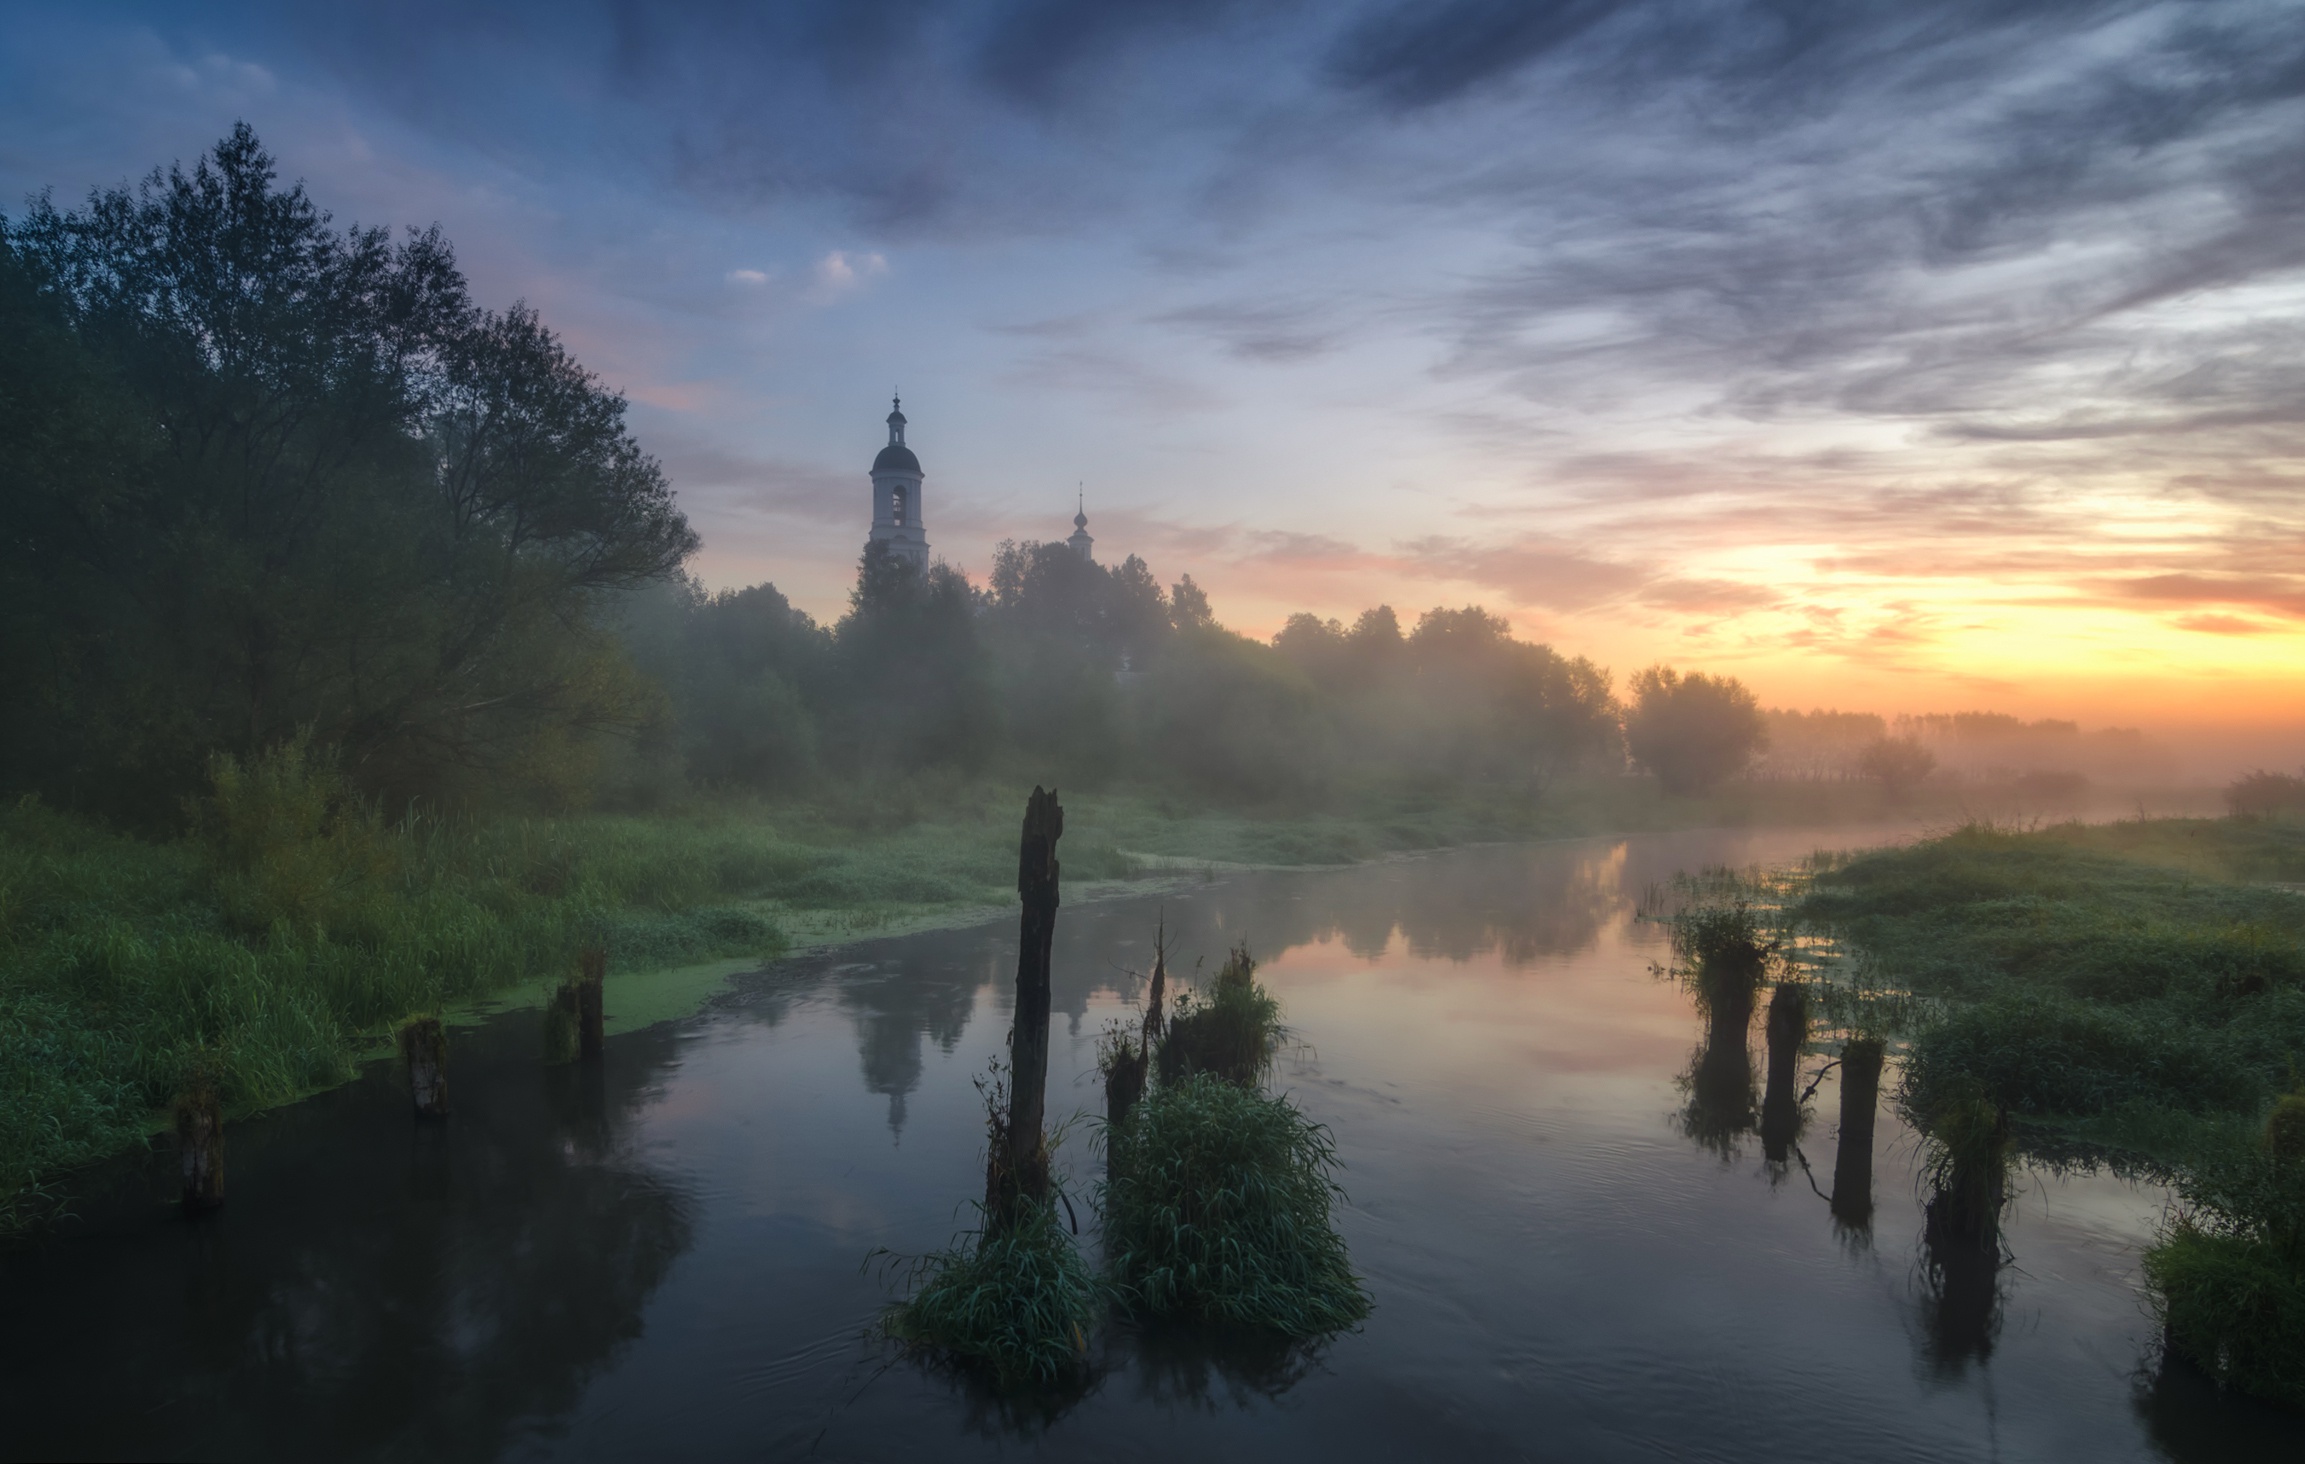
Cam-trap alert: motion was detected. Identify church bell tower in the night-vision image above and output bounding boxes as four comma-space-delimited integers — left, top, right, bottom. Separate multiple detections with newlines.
866, 395, 929, 569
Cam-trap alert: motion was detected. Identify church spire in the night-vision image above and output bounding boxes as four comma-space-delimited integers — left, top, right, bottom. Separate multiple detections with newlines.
886, 392, 906, 446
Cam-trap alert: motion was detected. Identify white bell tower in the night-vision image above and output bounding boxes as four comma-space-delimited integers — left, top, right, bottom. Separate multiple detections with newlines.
866, 395, 929, 569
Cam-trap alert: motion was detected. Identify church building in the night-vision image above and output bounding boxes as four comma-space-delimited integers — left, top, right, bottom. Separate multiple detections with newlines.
864, 395, 929, 569
860, 399, 1099, 569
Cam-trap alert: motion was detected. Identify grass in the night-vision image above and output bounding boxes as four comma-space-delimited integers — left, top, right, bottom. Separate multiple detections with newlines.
1101, 1073, 1370, 1337
1788, 814, 2305, 1407
1794, 817, 2305, 1161
1155, 943, 1282, 1087
881, 1196, 1100, 1389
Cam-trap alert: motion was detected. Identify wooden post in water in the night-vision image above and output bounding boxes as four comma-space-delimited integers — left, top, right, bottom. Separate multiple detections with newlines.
990, 786, 1061, 1222
577, 947, 606, 1061
399, 1016, 449, 1120
175, 1080, 224, 1214
1830, 1036, 1885, 1231
1759, 982, 1807, 1163
1143, 915, 1168, 1051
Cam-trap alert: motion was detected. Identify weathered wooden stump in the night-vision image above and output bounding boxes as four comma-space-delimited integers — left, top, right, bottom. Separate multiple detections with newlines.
1759, 982, 1807, 1161
988, 786, 1061, 1226
544, 982, 581, 1065
577, 947, 606, 1061
399, 1016, 449, 1120
1104, 1042, 1148, 1135
1830, 1036, 1885, 1231
174, 1081, 225, 1214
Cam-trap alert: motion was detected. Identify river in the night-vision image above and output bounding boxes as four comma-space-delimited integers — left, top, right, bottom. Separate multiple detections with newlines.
3, 826, 2298, 1461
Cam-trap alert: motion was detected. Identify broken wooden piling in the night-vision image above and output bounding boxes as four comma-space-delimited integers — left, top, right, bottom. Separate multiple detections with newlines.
175, 1079, 224, 1214
578, 947, 606, 1061
988, 786, 1062, 1224
398, 1016, 449, 1120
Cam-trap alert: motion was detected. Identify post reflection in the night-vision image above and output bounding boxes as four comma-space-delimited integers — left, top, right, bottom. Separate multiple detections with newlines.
1680, 1001, 1758, 1157
0, 1012, 698, 1464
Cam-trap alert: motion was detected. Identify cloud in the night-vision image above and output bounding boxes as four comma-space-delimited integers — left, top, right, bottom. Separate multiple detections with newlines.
2173, 613, 2281, 635
725, 267, 773, 286
808, 249, 888, 301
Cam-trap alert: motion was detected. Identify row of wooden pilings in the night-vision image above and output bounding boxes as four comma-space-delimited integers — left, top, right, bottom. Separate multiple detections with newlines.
171, 947, 610, 1214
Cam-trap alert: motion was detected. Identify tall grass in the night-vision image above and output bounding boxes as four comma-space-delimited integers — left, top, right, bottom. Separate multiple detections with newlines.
1155, 943, 1281, 1087
1101, 1073, 1369, 1336
882, 1196, 1099, 1389
2, 752, 1096, 1225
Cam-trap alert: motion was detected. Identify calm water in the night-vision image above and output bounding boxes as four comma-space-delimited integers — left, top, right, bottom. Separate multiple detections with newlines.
5, 828, 2301, 1462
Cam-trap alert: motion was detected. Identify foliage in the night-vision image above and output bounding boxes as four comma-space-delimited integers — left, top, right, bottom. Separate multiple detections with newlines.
1798, 819, 2305, 1145
1667, 899, 1777, 1018
1855, 735, 1936, 791
2227, 770, 2305, 820
2146, 1226, 2305, 1410
1101, 1073, 1370, 1337
0, 125, 693, 817
1156, 943, 1282, 1086
1624, 665, 1769, 794
883, 1196, 1099, 1389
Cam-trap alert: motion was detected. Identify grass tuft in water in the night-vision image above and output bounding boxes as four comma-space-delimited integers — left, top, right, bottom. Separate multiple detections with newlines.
1155, 943, 1281, 1087
1102, 1072, 1370, 1336
882, 1196, 1099, 1390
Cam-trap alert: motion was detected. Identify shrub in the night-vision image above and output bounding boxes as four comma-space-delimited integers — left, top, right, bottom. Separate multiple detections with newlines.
1669, 901, 1774, 1019
1102, 1073, 1369, 1336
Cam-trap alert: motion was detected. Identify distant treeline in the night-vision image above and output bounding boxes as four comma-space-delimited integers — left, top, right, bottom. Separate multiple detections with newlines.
610, 549, 1633, 805
0, 127, 2161, 823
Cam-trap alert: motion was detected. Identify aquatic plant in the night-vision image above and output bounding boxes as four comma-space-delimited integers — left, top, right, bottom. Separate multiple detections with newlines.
1156, 943, 1281, 1087
883, 1196, 1098, 1389
1668, 900, 1776, 1022
1102, 1072, 1369, 1336
1919, 1085, 2011, 1251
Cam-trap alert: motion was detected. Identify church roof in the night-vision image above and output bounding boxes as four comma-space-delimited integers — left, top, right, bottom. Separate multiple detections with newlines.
873, 443, 922, 473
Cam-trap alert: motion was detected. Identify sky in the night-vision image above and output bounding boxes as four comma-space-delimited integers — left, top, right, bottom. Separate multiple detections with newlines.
5, 0, 2304, 737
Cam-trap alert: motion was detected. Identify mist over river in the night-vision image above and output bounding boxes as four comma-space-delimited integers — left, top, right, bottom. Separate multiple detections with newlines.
4, 828, 2298, 1463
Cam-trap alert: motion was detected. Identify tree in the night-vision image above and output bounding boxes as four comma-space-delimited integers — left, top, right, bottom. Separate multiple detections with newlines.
1624, 665, 1768, 795
0, 124, 695, 812
1856, 735, 1937, 792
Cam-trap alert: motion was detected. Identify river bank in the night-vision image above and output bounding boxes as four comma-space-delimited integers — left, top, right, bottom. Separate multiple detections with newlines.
0, 771, 2209, 1228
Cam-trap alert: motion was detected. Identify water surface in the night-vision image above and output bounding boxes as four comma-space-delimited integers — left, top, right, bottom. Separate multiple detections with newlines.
5, 828, 2300, 1462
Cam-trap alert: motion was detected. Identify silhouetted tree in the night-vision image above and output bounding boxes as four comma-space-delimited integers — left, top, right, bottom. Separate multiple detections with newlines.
1624, 665, 1768, 794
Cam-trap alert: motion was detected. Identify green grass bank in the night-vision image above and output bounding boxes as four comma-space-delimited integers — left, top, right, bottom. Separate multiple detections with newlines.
0, 757, 2180, 1228
1796, 815, 2305, 1407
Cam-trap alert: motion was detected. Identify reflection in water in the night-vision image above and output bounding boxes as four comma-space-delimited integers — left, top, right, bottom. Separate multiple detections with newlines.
1122, 1321, 1324, 1411
841, 959, 985, 1139
1916, 1103, 2012, 1372
1680, 1004, 1758, 1157
1830, 1038, 1885, 1241
1758, 983, 1809, 1169
1918, 1220, 2008, 1372
0, 1012, 696, 1464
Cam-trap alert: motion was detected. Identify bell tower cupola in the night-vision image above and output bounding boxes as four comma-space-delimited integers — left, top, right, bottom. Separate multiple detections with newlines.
865, 394, 929, 569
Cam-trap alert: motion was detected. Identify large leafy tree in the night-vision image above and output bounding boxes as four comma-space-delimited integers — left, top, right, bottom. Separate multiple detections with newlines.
1624, 665, 1769, 795
0, 125, 695, 812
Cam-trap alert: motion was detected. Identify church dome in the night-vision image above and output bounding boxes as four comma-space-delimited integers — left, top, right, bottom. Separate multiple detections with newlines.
873, 443, 922, 474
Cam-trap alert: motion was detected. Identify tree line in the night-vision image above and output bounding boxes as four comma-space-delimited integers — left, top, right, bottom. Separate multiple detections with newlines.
2, 127, 1781, 822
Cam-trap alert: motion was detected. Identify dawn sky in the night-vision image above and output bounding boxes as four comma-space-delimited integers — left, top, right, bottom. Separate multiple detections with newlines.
6, 0, 2303, 729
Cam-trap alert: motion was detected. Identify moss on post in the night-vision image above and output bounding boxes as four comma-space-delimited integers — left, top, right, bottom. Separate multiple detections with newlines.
543, 981, 581, 1065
